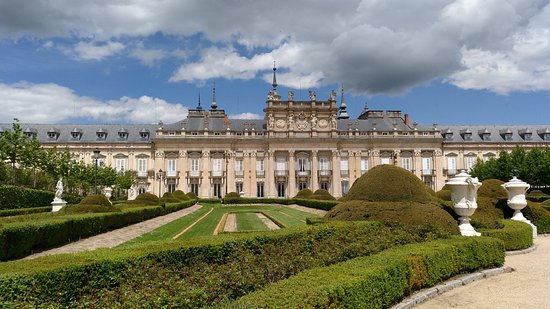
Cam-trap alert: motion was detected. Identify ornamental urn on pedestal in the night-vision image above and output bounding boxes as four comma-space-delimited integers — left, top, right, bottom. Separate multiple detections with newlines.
502, 176, 537, 237
446, 171, 482, 236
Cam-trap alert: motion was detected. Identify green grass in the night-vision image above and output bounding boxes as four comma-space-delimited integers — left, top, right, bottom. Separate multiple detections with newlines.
236, 212, 271, 231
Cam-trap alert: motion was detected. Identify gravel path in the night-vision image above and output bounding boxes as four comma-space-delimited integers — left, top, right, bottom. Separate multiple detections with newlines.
24, 204, 202, 260
286, 204, 328, 216
415, 236, 550, 309
224, 213, 237, 232
256, 213, 280, 230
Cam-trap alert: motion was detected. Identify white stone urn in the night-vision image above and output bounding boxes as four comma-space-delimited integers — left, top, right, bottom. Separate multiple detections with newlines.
104, 186, 113, 205
502, 177, 537, 237
446, 171, 482, 236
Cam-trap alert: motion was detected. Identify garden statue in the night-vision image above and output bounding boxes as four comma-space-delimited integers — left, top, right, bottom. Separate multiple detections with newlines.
51, 177, 67, 212
446, 171, 481, 236
502, 176, 537, 237
104, 186, 113, 205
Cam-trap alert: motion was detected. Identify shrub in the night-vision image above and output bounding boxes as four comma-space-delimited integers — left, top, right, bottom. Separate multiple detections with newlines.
542, 199, 550, 206
341, 165, 432, 202
480, 220, 533, 251
162, 192, 174, 199
478, 179, 508, 200
79, 194, 111, 207
0, 186, 54, 210
187, 192, 198, 199
294, 188, 313, 198
326, 200, 459, 238
61, 194, 83, 204
172, 190, 189, 201
134, 192, 160, 205
470, 197, 506, 229
435, 189, 451, 201
529, 189, 545, 196
0, 199, 197, 260
523, 201, 550, 233
224, 192, 241, 199
0, 221, 437, 307
160, 192, 180, 204
311, 189, 335, 200
61, 204, 120, 214
295, 199, 338, 211
0, 206, 52, 217
230, 236, 504, 309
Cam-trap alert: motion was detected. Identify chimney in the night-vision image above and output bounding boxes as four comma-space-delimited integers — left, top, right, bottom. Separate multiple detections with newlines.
404, 114, 409, 126
224, 114, 229, 125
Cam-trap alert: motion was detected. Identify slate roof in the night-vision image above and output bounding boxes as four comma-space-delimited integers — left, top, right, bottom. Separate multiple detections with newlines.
441, 125, 550, 143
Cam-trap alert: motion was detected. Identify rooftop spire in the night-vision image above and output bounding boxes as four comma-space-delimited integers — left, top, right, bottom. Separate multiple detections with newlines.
211, 81, 218, 110
337, 84, 349, 119
197, 92, 203, 110
272, 61, 278, 91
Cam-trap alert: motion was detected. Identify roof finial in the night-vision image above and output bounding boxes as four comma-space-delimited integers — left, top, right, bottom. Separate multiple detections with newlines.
338, 84, 349, 119
197, 92, 203, 110
211, 81, 218, 110
272, 60, 278, 91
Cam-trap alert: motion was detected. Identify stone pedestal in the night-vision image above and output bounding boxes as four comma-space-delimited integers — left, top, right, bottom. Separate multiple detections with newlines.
51, 199, 67, 212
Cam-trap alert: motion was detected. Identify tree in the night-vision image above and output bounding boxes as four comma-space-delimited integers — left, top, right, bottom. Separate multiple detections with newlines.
0, 119, 29, 184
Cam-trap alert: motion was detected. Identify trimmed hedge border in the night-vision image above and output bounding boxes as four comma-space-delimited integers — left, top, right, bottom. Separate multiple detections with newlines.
0, 221, 437, 307
0, 206, 52, 217
480, 219, 534, 251
0, 199, 197, 260
222, 197, 338, 211
228, 236, 505, 309
0, 186, 54, 210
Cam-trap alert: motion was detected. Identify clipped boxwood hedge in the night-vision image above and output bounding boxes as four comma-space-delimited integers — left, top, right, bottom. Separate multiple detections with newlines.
0, 186, 54, 210
480, 220, 533, 251
0, 199, 196, 261
0, 221, 444, 308
229, 236, 505, 309
0, 206, 52, 217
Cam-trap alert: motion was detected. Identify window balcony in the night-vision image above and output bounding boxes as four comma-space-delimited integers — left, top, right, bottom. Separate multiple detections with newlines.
235, 170, 244, 177
137, 171, 148, 178
210, 170, 224, 178
256, 170, 265, 177
444, 169, 457, 176
296, 170, 311, 177
318, 170, 332, 177
275, 170, 288, 177
340, 170, 349, 177
421, 169, 435, 176
166, 170, 178, 177
187, 170, 202, 178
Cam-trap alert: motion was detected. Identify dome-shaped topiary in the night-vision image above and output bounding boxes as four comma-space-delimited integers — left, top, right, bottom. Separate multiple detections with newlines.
477, 179, 508, 200
435, 185, 452, 201
224, 192, 241, 199
187, 192, 198, 199
173, 190, 189, 201
135, 192, 160, 205
162, 192, 174, 198
325, 200, 459, 238
295, 188, 313, 198
79, 194, 111, 207
341, 165, 432, 202
311, 189, 335, 200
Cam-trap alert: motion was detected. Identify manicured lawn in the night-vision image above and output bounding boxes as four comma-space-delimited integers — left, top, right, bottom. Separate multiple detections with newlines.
236, 212, 271, 231
120, 203, 319, 246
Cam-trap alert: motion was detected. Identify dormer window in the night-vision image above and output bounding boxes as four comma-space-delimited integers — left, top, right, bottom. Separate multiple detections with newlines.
118, 128, 129, 140
139, 128, 150, 139
499, 128, 513, 141
47, 128, 60, 140
71, 128, 82, 140
519, 129, 532, 141
538, 128, 550, 141
460, 128, 472, 141
96, 128, 107, 140
23, 128, 36, 138
478, 129, 491, 141
442, 129, 453, 140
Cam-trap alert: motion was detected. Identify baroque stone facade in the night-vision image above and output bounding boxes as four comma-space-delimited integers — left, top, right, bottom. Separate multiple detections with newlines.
4, 87, 550, 198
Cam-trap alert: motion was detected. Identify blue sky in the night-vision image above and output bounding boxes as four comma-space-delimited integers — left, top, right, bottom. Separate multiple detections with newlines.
1, 0, 549, 125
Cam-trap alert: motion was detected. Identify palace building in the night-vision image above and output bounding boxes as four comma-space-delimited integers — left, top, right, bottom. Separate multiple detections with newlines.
4, 69, 550, 199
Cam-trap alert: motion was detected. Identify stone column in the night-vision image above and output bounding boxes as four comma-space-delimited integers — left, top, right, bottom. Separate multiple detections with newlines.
413, 149, 422, 179
266, 150, 276, 198
311, 150, 319, 191
332, 149, 342, 198
200, 151, 210, 198
153, 150, 164, 196
434, 149, 444, 191
372, 150, 380, 169
248, 151, 257, 198
178, 151, 187, 191
226, 151, 235, 195
288, 150, 296, 197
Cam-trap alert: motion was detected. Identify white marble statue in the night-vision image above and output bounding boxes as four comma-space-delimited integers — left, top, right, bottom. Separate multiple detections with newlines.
54, 177, 63, 201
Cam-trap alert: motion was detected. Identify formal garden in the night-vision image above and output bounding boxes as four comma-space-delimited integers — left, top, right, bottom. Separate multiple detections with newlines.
1, 122, 549, 307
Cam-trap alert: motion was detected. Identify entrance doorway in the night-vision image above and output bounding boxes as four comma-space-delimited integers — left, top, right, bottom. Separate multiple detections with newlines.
277, 182, 286, 198
213, 183, 222, 198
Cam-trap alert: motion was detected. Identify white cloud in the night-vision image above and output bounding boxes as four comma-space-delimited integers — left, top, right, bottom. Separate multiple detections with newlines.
1, 0, 550, 95
228, 113, 263, 120
42, 40, 54, 49
0, 82, 188, 123
70, 41, 125, 61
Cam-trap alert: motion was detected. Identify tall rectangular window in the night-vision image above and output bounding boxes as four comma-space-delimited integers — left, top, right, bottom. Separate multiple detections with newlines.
422, 157, 432, 175
189, 158, 200, 177
341, 180, 349, 195
235, 182, 243, 194
256, 182, 264, 197
137, 158, 147, 177
465, 156, 476, 172
276, 157, 286, 176
166, 159, 177, 177
380, 157, 391, 165
401, 157, 412, 171
235, 159, 244, 177
256, 159, 265, 176
447, 156, 457, 174
340, 158, 349, 177
319, 157, 330, 171
115, 158, 126, 172
212, 158, 223, 177
360, 158, 369, 174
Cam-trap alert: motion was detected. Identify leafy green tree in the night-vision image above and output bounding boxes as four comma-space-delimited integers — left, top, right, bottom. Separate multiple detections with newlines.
0, 119, 29, 184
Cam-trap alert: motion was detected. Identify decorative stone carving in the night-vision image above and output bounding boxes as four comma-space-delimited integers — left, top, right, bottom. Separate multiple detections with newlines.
202, 150, 210, 157
288, 91, 294, 101
155, 151, 164, 158
318, 119, 328, 128
287, 113, 294, 129
330, 90, 336, 101
179, 150, 187, 158
104, 186, 113, 205
268, 113, 275, 129
309, 90, 316, 101
331, 115, 337, 129
434, 149, 442, 156
276, 119, 286, 129
311, 113, 318, 129
446, 171, 482, 236
502, 177, 537, 237
127, 186, 138, 200
413, 149, 421, 156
